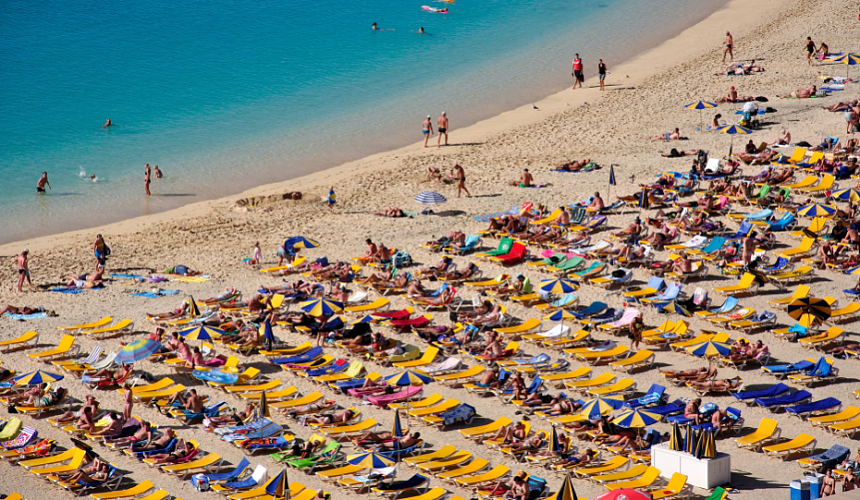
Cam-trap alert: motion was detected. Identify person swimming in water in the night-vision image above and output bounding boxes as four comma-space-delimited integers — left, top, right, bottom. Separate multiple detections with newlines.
102, 119, 113, 128
154, 165, 163, 179
372, 22, 379, 30
418, 27, 425, 33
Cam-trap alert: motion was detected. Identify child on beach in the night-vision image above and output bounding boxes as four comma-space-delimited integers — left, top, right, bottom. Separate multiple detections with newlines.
327, 186, 336, 213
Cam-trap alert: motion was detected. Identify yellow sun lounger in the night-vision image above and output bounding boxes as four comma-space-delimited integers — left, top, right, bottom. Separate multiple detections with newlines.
810, 406, 860, 428
768, 285, 810, 309
316, 464, 363, 481
394, 345, 440, 368
798, 327, 843, 350
604, 466, 661, 490
790, 217, 829, 239
540, 329, 590, 349
80, 319, 134, 339
162, 453, 223, 479
736, 417, 779, 451
454, 464, 509, 486
27, 334, 77, 362
799, 174, 834, 194
564, 372, 615, 392
571, 456, 628, 477
408, 399, 459, 417
438, 458, 490, 481
714, 273, 760, 296
542, 366, 591, 388
405, 445, 457, 466
30, 448, 87, 476
574, 345, 629, 365
389, 392, 444, 411
260, 256, 307, 274
259, 341, 313, 358
670, 333, 717, 351
829, 416, 860, 438
459, 417, 512, 440
828, 302, 860, 323
207, 367, 260, 388
649, 473, 690, 500
588, 377, 636, 396
90, 480, 155, 499
0, 330, 39, 353
493, 318, 542, 338
417, 451, 472, 472
58, 316, 111, 332
271, 391, 323, 410
314, 361, 364, 384
776, 237, 817, 261
344, 297, 390, 314
592, 463, 648, 484
435, 365, 485, 387
609, 350, 655, 373
319, 419, 377, 439
117, 378, 175, 397
762, 433, 816, 460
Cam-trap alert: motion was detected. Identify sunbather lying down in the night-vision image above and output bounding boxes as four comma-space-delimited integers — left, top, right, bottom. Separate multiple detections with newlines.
780, 86, 817, 99
651, 128, 682, 141
661, 366, 716, 381
717, 60, 765, 75
370, 432, 421, 452
0, 304, 54, 316
687, 378, 742, 392
553, 159, 592, 171
285, 399, 335, 418
64, 270, 105, 288
661, 148, 702, 158
374, 207, 406, 218
159, 265, 201, 276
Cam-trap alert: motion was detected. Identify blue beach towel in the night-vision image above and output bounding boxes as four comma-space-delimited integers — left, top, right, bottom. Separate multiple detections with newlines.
3, 312, 49, 320
50, 287, 84, 294
110, 273, 143, 279
131, 289, 181, 298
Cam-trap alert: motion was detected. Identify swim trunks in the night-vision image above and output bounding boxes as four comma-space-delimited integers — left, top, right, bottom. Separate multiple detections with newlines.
423, 129, 429, 135
574, 70, 583, 81
37, 187, 45, 193
599, 73, 605, 81
438, 127, 446, 133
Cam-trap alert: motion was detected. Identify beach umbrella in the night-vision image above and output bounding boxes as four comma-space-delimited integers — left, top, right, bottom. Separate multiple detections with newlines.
299, 298, 343, 317
831, 53, 860, 78
265, 468, 288, 497
386, 370, 433, 386
548, 425, 561, 453
684, 424, 694, 454
577, 395, 625, 420
685, 100, 717, 131
613, 408, 662, 428
14, 370, 64, 386
284, 236, 320, 251
178, 324, 224, 341
70, 437, 100, 461
787, 297, 832, 327
116, 339, 162, 364
549, 473, 578, 500
351, 314, 382, 325
662, 300, 693, 317
669, 422, 683, 451
717, 124, 751, 154
686, 340, 733, 358
256, 389, 270, 419
703, 429, 717, 458
831, 188, 860, 203
262, 318, 275, 352
414, 191, 447, 205
538, 277, 579, 294
187, 296, 201, 318
797, 202, 837, 218
593, 489, 652, 500
694, 429, 704, 459
392, 409, 403, 462
346, 451, 395, 469
608, 164, 617, 186
639, 187, 651, 211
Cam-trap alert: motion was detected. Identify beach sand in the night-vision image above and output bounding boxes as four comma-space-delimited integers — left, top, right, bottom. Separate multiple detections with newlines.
1, 0, 859, 497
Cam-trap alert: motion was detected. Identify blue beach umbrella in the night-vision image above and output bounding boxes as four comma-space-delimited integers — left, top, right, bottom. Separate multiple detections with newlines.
549, 425, 561, 453
414, 191, 447, 212
392, 409, 404, 438
797, 203, 837, 218
686, 340, 732, 358
262, 318, 275, 351
117, 339, 162, 364
14, 370, 64, 386
178, 324, 224, 341
830, 53, 860, 78
717, 124, 751, 154
346, 451, 395, 469
284, 236, 320, 250
609, 164, 617, 186
538, 277, 578, 294
831, 188, 860, 203
265, 469, 287, 497
386, 370, 433, 386
578, 395, 625, 420
613, 408, 662, 428
685, 100, 717, 130
299, 298, 343, 317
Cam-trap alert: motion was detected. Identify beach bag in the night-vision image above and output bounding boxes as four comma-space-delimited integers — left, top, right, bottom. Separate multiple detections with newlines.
392, 251, 412, 268
191, 474, 210, 492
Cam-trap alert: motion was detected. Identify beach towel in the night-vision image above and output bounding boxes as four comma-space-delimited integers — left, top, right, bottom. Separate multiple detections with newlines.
131, 289, 181, 298
173, 276, 212, 282
441, 403, 476, 427
3, 312, 48, 320
474, 205, 520, 222
50, 287, 84, 294
110, 273, 143, 279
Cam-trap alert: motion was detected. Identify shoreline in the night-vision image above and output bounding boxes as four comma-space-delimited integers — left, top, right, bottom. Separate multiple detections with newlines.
0, 0, 762, 255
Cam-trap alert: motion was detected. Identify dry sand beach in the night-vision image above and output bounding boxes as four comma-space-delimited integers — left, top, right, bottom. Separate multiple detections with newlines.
1, 0, 860, 498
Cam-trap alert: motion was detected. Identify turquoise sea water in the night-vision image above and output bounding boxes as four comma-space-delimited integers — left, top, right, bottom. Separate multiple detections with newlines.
0, 0, 725, 243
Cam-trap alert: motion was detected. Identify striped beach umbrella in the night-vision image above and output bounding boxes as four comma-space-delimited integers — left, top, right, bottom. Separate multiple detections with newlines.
686, 340, 733, 358
14, 370, 64, 386
538, 277, 579, 294
613, 408, 662, 428
414, 191, 447, 205
703, 429, 717, 458
351, 314, 382, 325
299, 298, 344, 317
346, 451, 395, 469
669, 422, 683, 451
386, 370, 433, 386
265, 468, 287, 497
639, 187, 651, 211
832, 188, 860, 203
392, 409, 404, 438
685, 100, 717, 131
718, 124, 751, 154
543, 310, 577, 322
787, 297, 832, 327
262, 318, 275, 352
187, 296, 201, 318
549, 473, 578, 500
578, 395, 625, 420
549, 425, 561, 453
117, 339, 162, 364
797, 202, 836, 218
685, 424, 694, 453
594, 489, 652, 500
284, 236, 320, 250
179, 325, 224, 341
831, 53, 860, 78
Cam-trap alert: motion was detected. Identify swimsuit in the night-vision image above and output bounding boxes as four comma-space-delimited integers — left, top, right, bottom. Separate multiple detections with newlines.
37, 187, 45, 193
438, 127, 446, 133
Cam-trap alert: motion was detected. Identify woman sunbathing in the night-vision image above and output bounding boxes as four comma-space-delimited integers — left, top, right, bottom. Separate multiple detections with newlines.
278, 439, 323, 459
417, 287, 455, 306
419, 256, 453, 276
661, 366, 716, 381
285, 399, 336, 418
106, 420, 153, 446
54, 395, 99, 424
541, 398, 582, 416
491, 275, 526, 295
612, 218, 643, 238
780, 86, 817, 98
0, 305, 50, 316
371, 432, 421, 451
204, 404, 256, 427
302, 408, 356, 426
147, 302, 189, 320
651, 128, 682, 141
688, 378, 742, 392
561, 448, 598, 466
202, 287, 239, 304
554, 159, 592, 171
88, 412, 125, 437
58, 457, 111, 485
662, 149, 702, 158
373, 207, 406, 218
84, 364, 134, 385
470, 304, 504, 327
490, 421, 528, 443
130, 429, 175, 452
149, 439, 195, 465
441, 263, 478, 281
159, 265, 201, 276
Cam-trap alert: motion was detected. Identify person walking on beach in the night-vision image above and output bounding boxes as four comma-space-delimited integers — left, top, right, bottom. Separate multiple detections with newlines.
93, 234, 110, 270
327, 186, 336, 213
422, 115, 434, 147
437, 112, 449, 148
454, 164, 470, 198
805, 37, 817, 66
144, 164, 152, 196
15, 249, 31, 293
571, 54, 583, 89
598, 59, 608, 91
36, 172, 51, 193
722, 32, 733, 63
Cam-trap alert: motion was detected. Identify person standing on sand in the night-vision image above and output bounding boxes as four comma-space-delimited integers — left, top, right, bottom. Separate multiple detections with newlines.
422, 115, 434, 147
144, 164, 152, 196
15, 249, 31, 293
36, 172, 51, 193
93, 234, 110, 270
722, 32, 733, 62
805, 37, 817, 66
437, 112, 449, 148
327, 186, 336, 213
571, 54, 583, 89
454, 164, 470, 198
598, 59, 608, 91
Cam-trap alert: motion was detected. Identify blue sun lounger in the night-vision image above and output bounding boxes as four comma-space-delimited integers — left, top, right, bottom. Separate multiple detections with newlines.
650, 399, 686, 417
786, 397, 841, 418
624, 384, 666, 409
692, 407, 743, 433
761, 360, 815, 379
760, 257, 791, 274
767, 213, 796, 232
202, 457, 251, 483
304, 359, 349, 378
372, 473, 430, 496
755, 390, 812, 410
271, 347, 323, 365
571, 301, 607, 319
725, 222, 754, 240
803, 445, 851, 471
732, 383, 789, 404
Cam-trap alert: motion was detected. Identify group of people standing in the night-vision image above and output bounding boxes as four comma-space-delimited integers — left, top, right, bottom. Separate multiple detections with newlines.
571, 54, 609, 91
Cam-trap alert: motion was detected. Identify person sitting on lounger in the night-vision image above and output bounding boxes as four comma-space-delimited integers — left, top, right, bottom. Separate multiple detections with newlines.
161, 388, 204, 415
204, 404, 256, 428
149, 438, 195, 465
85, 364, 133, 385
672, 254, 695, 274
201, 287, 239, 304
106, 420, 153, 446
160, 265, 201, 276
303, 408, 356, 426
373, 207, 406, 218
57, 456, 111, 485
555, 159, 592, 172
418, 287, 455, 306
688, 378, 742, 392
780, 86, 817, 99
509, 434, 545, 452
491, 274, 526, 296
586, 191, 605, 211
53, 395, 99, 425
472, 366, 501, 389
651, 128, 681, 141
490, 421, 528, 444
682, 398, 703, 424
613, 217, 643, 238
88, 412, 125, 437
147, 302, 189, 320
419, 256, 453, 276
487, 471, 528, 498
371, 432, 421, 451
130, 428, 175, 452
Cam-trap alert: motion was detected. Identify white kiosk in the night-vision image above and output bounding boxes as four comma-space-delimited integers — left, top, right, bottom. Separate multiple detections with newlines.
651, 442, 731, 489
